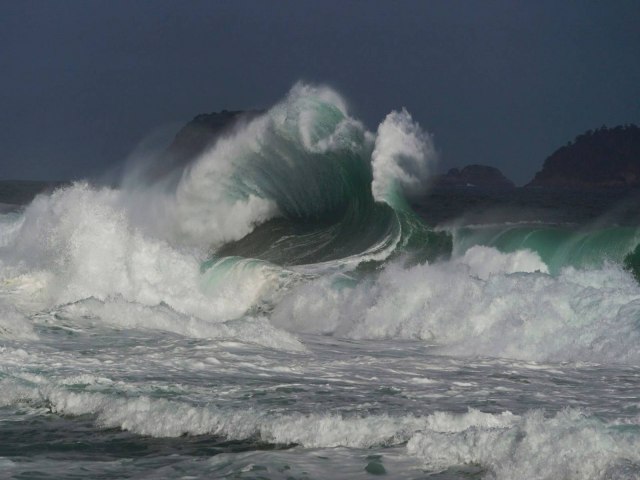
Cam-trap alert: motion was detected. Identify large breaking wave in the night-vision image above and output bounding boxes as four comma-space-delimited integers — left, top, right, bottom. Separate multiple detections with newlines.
0, 83, 639, 364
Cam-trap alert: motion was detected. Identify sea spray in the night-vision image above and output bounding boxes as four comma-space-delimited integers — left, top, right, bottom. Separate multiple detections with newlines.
271, 246, 640, 363
371, 108, 438, 208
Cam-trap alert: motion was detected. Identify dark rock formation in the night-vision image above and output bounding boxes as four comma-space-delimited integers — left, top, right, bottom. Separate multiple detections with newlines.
527, 125, 640, 188
431, 164, 514, 189
148, 110, 263, 180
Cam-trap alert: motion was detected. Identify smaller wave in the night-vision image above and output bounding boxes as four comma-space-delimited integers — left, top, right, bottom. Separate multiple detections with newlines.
0, 377, 423, 445
0, 303, 37, 341
3, 376, 639, 480
407, 408, 640, 480
271, 246, 640, 363
51, 297, 305, 352
451, 245, 549, 280
451, 223, 640, 275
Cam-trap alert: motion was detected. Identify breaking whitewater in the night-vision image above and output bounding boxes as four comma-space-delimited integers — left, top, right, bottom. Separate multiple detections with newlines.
2, 84, 640, 479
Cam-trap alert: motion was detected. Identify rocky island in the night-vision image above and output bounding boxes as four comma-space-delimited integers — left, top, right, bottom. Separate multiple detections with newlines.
527, 124, 640, 188
430, 164, 514, 189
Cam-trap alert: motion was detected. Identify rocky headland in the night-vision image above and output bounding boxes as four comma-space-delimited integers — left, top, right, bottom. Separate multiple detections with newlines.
527, 125, 640, 188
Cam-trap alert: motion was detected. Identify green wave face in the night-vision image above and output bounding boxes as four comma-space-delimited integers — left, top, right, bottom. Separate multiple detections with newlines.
202, 85, 451, 268
452, 224, 640, 274
215, 202, 451, 267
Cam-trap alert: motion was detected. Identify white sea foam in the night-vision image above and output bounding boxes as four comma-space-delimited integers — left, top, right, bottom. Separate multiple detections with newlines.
0, 187, 305, 352
272, 247, 640, 363
0, 303, 37, 340
0, 184, 296, 325
408, 409, 640, 480
4, 179, 640, 364
371, 108, 437, 205
165, 115, 278, 247
53, 298, 305, 351
453, 245, 549, 279
0, 379, 513, 453
0, 212, 23, 248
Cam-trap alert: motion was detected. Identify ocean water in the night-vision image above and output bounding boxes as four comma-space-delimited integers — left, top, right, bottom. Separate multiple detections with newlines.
1, 84, 640, 479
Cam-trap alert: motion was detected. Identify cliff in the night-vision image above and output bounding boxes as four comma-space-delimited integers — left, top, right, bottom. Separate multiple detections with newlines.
527, 125, 640, 188
431, 164, 514, 189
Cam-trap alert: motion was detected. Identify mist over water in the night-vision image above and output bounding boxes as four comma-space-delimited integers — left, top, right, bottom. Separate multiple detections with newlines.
1, 84, 640, 479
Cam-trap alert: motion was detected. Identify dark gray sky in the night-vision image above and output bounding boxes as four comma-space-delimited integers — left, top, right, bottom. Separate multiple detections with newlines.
2, 0, 639, 184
